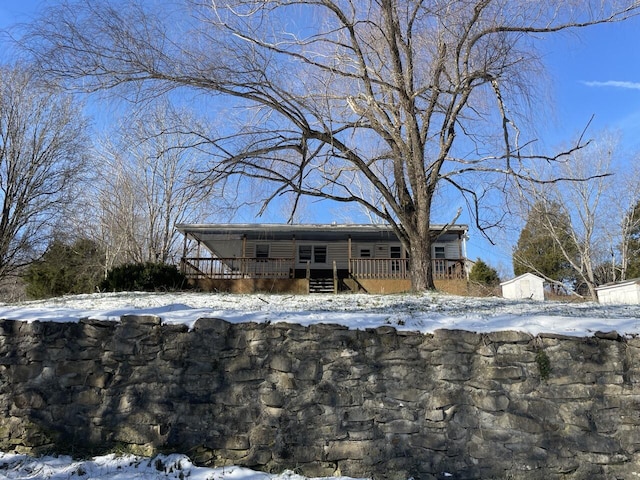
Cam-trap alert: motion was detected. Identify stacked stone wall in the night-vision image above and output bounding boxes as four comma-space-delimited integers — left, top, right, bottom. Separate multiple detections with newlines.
0, 315, 639, 479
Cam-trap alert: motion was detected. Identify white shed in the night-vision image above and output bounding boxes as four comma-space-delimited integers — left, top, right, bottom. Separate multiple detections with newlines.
500, 273, 545, 301
596, 279, 640, 305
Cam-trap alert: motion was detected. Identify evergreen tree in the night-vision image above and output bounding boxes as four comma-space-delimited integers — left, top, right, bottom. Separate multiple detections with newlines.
24, 238, 104, 299
469, 259, 501, 287
513, 201, 578, 284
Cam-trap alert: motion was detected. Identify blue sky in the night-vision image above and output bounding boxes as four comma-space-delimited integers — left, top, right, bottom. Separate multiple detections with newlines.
1, 1, 640, 276
0, 0, 40, 28
541, 19, 640, 148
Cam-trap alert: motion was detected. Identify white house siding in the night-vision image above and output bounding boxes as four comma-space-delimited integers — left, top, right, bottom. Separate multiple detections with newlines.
350, 243, 365, 259
596, 281, 640, 305
269, 242, 296, 258
230, 237, 461, 269
445, 243, 460, 259
293, 241, 350, 268
244, 240, 296, 259
328, 243, 349, 269
352, 243, 387, 258
430, 243, 462, 259
351, 243, 407, 258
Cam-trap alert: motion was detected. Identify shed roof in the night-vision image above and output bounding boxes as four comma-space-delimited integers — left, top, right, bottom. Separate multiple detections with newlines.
499, 272, 545, 287
595, 278, 640, 292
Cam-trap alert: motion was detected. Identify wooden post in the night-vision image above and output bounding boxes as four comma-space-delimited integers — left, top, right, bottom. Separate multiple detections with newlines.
181, 232, 188, 274
292, 235, 296, 279
347, 235, 352, 276
333, 260, 338, 294
195, 240, 203, 276
241, 235, 247, 277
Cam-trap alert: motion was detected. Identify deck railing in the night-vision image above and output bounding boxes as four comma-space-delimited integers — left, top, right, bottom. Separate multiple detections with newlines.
349, 258, 465, 280
349, 258, 409, 279
432, 259, 466, 280
182, 256, 465, 281
181, 257, 295, 279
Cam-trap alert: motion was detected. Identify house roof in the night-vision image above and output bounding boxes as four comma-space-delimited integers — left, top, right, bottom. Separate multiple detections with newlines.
176, 223, 468, 243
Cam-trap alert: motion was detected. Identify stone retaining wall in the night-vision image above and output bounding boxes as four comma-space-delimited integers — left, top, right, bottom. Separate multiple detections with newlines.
0, 315, 639, 479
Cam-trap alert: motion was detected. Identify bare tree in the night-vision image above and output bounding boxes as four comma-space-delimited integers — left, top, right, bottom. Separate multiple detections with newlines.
610, 157, 640, 281
23, 0, 640, 290
0, 65, 89, 283
89, 103, 227, 267
513, 133, 618, 299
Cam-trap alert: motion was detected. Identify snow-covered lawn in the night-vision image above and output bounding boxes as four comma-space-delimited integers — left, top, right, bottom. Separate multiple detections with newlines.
0, 452, 367, 479
1, 290, 639, 479
0, 290, 639, 337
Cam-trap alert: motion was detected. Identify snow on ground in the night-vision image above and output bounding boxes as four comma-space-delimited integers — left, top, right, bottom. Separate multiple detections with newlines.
0, 290, 639, 337
1, 290, 640, 479
0, 452, 368, 480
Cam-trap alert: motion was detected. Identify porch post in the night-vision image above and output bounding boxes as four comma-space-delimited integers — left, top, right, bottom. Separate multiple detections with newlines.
242, 235, 247, 258
181, 232, 188, 274
292, 235, 296, 278
196, 240, 203, 276
459, 231, 467, 280
348, 235, 352, 275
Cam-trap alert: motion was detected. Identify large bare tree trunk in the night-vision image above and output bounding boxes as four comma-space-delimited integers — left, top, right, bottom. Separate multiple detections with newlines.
408, 236, 434, 292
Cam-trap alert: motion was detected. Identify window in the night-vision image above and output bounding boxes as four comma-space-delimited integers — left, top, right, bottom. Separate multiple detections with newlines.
359, 248, 371, 258
434, 246, 446, 259
298, 245, 327, 264
314, 246, 327, 263
298, 245, 312, 262
390, 246, 402, 274
255, 244, 270, 258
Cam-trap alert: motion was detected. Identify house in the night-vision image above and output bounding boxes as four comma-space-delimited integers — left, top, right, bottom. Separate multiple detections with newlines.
596, 279, 640, 305
500, 273, 545, 301
176, 223, 468, 294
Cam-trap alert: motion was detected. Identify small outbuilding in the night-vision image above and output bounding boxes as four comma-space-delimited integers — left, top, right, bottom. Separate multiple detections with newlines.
596, 279, 640, 305
500, 273, 545, 301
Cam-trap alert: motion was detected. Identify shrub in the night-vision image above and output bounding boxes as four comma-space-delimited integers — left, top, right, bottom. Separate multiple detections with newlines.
24, 238, 104, 299
100, 262, 187, 292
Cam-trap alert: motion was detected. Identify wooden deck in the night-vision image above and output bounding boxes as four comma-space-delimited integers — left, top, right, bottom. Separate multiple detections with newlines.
181, 257, 465, 281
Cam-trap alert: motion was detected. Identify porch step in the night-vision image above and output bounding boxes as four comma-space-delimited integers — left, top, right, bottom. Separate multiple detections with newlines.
309, 278, 335, 294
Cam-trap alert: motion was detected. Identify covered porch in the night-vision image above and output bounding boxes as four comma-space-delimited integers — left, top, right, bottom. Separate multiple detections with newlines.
176, 223, 468, 293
